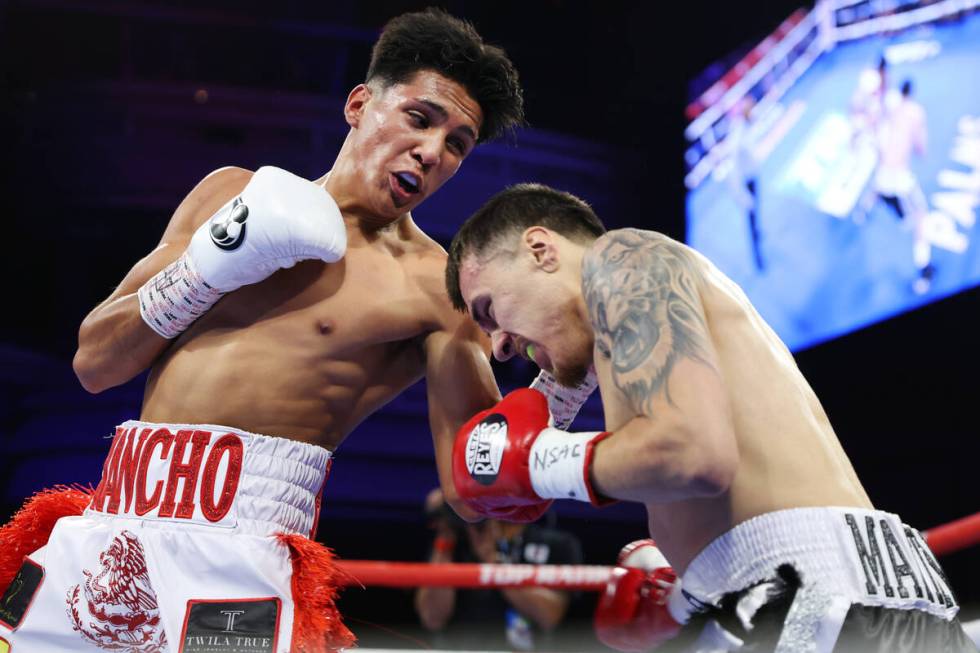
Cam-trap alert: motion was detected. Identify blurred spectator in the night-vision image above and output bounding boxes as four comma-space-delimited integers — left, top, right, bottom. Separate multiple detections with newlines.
414, 488, 583, 651
874, 78, 934, 294
725, 97, 765, 271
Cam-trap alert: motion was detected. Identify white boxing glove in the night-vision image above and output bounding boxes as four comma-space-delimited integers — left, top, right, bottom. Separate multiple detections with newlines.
139, 166, 346, 338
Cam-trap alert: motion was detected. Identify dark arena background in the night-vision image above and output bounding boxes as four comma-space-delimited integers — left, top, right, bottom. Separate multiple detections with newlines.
1, 0, 978, 650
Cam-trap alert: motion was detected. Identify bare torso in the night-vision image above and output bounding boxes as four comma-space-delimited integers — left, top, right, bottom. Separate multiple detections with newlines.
879, 99, 926, 172
141, 218, 449, 450
596, 247, 872, 573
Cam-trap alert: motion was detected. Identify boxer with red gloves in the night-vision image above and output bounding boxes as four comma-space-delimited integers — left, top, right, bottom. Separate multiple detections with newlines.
445, 186, 977, 651
452, 387, 613, 522
594, 540, 686, 653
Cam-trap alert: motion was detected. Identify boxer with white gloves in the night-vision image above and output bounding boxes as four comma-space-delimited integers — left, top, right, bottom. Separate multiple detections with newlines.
2, 9, 526, 652
138, 166, 347, 338
447, 185, 977, 652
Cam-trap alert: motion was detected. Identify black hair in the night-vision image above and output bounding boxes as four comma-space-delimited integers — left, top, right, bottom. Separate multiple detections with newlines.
366, 8, 524, 143
446, 183, 606, 312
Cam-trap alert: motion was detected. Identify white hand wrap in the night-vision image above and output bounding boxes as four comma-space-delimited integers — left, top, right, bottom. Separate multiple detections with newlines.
529, 368, 598, 430
528, 428, 603, 502
138, 166, 346, 339
138, 253, 224, 339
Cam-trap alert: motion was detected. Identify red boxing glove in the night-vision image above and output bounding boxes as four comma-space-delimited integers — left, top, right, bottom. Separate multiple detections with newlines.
595, 540, 684, 652
452, 389, 611, 523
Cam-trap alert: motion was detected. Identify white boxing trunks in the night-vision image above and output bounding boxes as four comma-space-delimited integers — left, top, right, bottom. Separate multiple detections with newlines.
0, 420, 354, 653
675, 507, 976, 653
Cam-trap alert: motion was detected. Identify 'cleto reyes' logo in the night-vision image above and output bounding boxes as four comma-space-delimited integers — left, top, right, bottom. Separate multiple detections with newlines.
89, 426, 244, 526
465, 414, 507, 486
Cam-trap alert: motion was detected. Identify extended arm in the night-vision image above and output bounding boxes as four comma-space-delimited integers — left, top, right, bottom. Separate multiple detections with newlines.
425, 315, 502, 521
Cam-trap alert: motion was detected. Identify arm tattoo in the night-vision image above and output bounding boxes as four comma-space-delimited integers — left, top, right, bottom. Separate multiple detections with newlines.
582, 229, 712, 414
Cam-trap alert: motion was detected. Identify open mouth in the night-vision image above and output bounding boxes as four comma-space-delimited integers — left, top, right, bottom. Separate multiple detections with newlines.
393, 171, 420, 195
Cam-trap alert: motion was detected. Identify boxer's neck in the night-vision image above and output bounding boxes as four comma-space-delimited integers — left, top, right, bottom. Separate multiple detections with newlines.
316, 168, 411, 241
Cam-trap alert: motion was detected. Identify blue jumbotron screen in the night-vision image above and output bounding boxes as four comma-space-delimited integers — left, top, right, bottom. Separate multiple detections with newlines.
684, 3, 980, 351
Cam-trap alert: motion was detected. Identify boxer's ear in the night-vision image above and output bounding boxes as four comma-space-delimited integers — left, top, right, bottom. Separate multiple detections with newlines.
523, 227, 559, 272
345, 84, 373, 128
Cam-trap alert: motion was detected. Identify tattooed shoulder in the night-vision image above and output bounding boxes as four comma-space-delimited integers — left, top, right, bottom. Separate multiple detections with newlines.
582, 229, 712, 413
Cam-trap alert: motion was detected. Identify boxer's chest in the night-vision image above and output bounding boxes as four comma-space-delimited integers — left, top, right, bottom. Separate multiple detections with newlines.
195, 244, 437, 381
301, 245, 436, 351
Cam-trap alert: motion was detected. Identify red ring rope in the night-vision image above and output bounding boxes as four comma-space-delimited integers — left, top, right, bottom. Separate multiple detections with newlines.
336, 511, 980, 589
337, 561, 613, 590
924, 511, 980, 557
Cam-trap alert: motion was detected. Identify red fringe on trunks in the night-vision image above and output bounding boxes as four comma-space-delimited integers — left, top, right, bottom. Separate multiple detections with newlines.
0, 484, 93, 591
278, 533, 356, 652
0, 486, 356, 653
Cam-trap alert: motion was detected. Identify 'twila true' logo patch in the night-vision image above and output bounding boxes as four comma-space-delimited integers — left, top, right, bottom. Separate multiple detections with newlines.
209, 197, 249, 251
180, 598, 280, 653
465, 414, 507, 486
